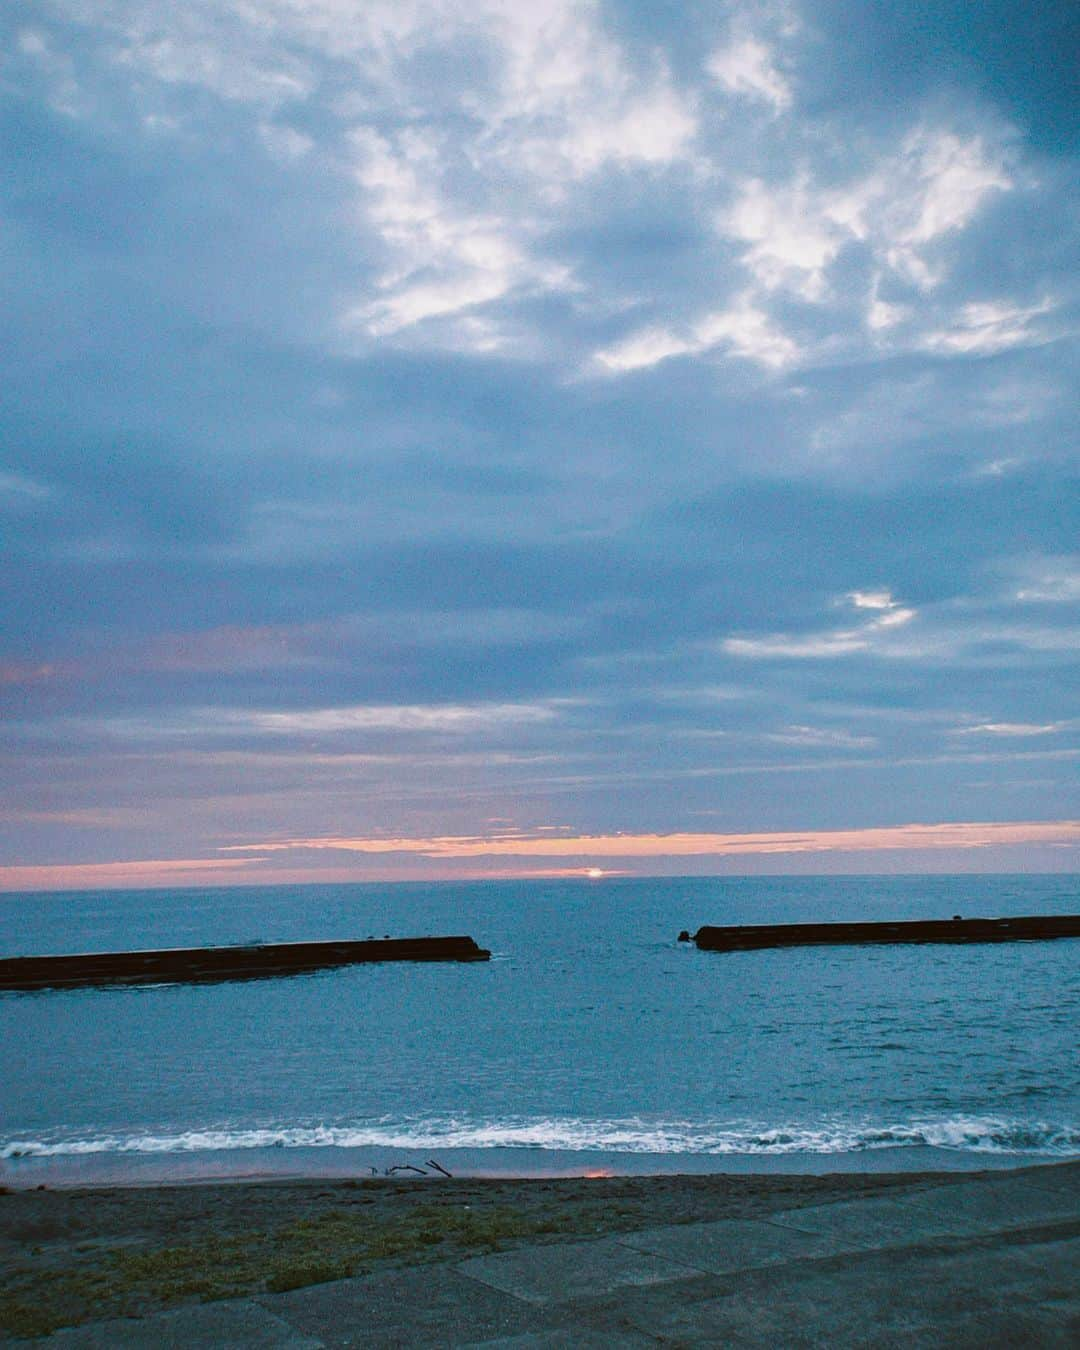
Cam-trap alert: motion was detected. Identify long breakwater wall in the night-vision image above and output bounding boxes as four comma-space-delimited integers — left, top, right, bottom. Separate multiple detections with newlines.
0, 936, 491, 991
685, 914, 1080, 953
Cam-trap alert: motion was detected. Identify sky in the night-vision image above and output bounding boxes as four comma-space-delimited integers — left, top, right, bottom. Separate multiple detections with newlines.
1, 0, 1078, 890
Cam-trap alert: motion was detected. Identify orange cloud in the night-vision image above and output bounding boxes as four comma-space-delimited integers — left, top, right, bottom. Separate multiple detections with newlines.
228, 820, 1080, 858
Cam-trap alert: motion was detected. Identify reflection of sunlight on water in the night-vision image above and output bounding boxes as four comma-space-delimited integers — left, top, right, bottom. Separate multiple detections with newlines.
583, 1167, 613, 1177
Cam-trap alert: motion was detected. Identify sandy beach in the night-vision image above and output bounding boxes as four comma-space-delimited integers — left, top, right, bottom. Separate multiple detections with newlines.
4, 1164, 1069, 1341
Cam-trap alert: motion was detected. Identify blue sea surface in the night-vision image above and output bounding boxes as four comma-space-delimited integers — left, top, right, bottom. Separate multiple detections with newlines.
2, 875, 1078, 1182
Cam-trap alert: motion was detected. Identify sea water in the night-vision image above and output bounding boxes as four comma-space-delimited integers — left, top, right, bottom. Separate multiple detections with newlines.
2, 874, 1078, 1183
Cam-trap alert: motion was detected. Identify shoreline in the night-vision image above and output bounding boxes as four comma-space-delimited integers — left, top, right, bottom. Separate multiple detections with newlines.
2, 1141, 1068, 1190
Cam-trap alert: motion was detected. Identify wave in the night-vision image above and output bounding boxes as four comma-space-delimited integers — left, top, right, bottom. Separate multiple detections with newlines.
4, 1114, 1080, 1160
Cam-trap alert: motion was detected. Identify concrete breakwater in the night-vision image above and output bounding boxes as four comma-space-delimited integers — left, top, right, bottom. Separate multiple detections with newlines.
683, 914, 1080, 953
0, 935, 491, 991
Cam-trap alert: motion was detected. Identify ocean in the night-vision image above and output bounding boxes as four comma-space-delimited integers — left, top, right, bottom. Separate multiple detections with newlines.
2, 874, 1078, 1184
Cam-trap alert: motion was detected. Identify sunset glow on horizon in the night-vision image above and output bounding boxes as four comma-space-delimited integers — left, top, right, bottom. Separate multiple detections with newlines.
3, 820, 1077, 893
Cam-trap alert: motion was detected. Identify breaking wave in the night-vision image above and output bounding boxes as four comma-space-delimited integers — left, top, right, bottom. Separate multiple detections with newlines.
4, 1115, 1080, 1160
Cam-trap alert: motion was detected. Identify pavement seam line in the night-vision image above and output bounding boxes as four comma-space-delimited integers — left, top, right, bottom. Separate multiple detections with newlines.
611, 1233, 712, 1277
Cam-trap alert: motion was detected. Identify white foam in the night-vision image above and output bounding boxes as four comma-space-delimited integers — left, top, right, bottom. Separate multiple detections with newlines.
3, 1114, 1078, 1160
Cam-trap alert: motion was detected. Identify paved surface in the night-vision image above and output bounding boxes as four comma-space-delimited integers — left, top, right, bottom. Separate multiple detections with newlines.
40, 1162, 1080, 1347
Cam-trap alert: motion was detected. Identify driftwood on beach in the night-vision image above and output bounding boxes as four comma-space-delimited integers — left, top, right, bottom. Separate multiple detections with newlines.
0, 935, 491, 992
683, 914, 1080, 953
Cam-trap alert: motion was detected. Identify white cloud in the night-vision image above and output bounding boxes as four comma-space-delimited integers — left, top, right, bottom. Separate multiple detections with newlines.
764, 725, 877, 748
593, 327, 694, 373
249, 701, 559, 734
866, 273, 911, 332
694, 300, 799, 367
922, 298, 1056, 356
881, 131, 1012, 287
341, 125, 571, 343
581, 122, 1015, 383
722, 176, 841, 300
842, 592, 916, 629
327, 4, 696, 344
92, 699, 566, 741
719, 129, 1011, 306
360, 272, 516, 338
27, 2, 1033, 378
867, 295, 910, 332
707, 37, 791, 112
551, 87, 696, 178
903, 131, 1012, 246
952, 722, 1063, 737
257, 122, 314, 161
111, 13, 313, 109
593, 294, 799, 373
476, 2, 696, 179
45, 0, 696, 352
724, 631, 867, 659
723, 590, 916, 660
1011, 558, 1080, 604
848, 590, 896, 611
15, 25, 89, 118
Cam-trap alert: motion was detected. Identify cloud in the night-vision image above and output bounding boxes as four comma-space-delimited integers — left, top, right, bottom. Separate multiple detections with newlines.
592, 122, 1017, 382
329, 7, 697, 345
2, 2, 1076, 883
719, 128, 1011, 303
81, 699, 567, 743
952, 722, 1063, 738
848, 590, 897, 611
723, 176, 842, 300
247, 701, 560, 734
7, 815, 1077, 890
807, 371, 1048, 469
19, 1, 1031, 383
898, 130, 1012, 250
723, 591, 916, 659
922, 298, 1057, 355
329, 7, 695, 347
592, 326, 696, 374
0, 471, 52, 501
341, 125, 550, 344
707, 37, 791, 112
0, 857, 263, 892
764, 725, 877, 749
593, 294, 799, 372
1011, 557, 1080, 604
227, 819, 1080, 859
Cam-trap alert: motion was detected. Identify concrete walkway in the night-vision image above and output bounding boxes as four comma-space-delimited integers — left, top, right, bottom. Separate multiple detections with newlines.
43, 1162, 1080, 1347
